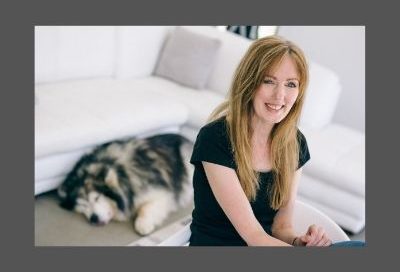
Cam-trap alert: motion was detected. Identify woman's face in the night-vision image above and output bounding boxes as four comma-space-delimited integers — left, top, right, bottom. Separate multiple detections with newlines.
252, 54, 300, 125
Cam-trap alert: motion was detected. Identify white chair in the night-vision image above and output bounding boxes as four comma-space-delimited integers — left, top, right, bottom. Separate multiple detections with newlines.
158, 200, 349, 246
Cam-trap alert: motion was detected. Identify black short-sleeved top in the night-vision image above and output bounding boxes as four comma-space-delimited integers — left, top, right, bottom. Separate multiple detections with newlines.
189, 117, 310, 246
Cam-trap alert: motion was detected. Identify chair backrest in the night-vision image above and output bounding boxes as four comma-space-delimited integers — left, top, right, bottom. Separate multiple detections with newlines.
292, 200, 350, 242
158, 224, 191, 246
158, 200, 349, 246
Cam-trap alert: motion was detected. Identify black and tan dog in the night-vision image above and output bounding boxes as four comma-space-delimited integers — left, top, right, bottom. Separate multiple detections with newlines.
58, 134, 193, 235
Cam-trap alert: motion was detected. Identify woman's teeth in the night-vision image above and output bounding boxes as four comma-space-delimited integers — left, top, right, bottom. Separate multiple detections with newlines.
265, 103, 284, 110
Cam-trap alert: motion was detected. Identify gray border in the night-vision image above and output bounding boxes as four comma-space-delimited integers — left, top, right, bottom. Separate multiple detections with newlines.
2, 0, 398, 270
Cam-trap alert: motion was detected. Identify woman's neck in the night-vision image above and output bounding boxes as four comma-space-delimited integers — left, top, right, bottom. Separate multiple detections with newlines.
250, 116, 274, 147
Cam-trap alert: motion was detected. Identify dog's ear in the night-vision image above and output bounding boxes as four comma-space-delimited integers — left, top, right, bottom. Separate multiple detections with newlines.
58, 186, 78, 210
58, 173, 76, 201
59, 197, 76, 210
105, 169, 119, 187
58, 173, 79, 210
58, 184, 67, 199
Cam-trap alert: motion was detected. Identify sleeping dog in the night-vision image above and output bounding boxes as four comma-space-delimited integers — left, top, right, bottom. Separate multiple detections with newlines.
58, 133, 194, 235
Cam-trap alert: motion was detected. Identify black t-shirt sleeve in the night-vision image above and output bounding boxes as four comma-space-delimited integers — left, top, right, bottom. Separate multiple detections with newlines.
297, 129, 311, 169
190, 122, 236, 169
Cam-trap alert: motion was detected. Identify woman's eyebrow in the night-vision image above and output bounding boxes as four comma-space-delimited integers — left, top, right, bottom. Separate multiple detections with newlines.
265, 75, 299, 81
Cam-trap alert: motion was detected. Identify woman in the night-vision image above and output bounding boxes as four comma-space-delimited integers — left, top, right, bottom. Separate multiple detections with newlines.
188, 35, 364, 246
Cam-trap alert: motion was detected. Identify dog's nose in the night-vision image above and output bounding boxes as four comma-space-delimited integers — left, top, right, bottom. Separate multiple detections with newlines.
90, 214, 99, 224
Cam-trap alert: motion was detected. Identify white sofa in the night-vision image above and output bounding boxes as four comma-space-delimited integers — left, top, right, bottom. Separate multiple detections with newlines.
35, 26, 365, 234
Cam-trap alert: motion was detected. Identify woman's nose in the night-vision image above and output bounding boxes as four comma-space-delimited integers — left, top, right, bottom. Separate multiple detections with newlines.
273, 84, 285, 100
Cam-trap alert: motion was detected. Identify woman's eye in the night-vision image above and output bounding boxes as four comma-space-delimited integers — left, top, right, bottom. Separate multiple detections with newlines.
263, 79, 275, 84
286, 82, 298, 88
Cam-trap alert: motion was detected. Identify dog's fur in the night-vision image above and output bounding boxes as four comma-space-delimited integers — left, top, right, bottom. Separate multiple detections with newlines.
58, 133, 193, 235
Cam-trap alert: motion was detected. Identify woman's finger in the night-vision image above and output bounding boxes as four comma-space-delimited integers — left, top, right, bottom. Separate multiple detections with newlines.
316, 234, 329, 246
315, 226, 325, 244
306, 234, 318, 246
306, 225, 318, 245
323, 238, 332, 247
307, 225, 327, 246
307, 224, 317, 235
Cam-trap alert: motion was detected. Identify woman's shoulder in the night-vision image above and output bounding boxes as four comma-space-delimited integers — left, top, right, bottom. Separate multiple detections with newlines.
296, 128, 311, 168
199, 116, 228, 138
191, 116, 236, 168
296, 128, 308, 147
296, 128, 307, 142
195, 116, 233, 153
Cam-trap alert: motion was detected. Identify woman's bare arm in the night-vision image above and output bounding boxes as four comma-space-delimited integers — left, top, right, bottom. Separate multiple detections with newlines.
270, 168, 302, 245
202, 161, 291, 246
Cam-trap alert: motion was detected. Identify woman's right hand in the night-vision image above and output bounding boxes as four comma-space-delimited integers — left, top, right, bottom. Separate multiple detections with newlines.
296, 224, 332, 246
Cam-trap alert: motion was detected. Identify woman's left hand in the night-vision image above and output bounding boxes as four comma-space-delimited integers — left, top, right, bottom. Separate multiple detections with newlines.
298, 224, 332, 246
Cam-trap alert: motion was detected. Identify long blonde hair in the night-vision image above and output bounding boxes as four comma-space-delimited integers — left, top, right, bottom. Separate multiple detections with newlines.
209, 35, 308, 209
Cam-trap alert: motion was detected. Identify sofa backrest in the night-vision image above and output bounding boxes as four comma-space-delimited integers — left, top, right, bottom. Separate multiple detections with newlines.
34, 26, 252, 94
35, 26, 170, 83
114, 26, 173, 79
35, 26, 341, 129
35, 26, 116, 83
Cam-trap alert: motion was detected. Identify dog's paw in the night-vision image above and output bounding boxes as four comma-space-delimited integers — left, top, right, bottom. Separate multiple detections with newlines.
134, 217, 156, 236
114, 212, 128, 222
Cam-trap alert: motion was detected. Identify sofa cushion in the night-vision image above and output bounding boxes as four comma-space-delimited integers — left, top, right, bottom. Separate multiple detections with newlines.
299, 61, 342, 130
35, 78, 189, 158
35, 175, 66, 196
301, 124, 365, 197
298, 174, 365, 219
35, 147, 92, 181
127, 76, 225, 128
154, 27, 221, 89
154, 81, 225, 128
184, 26, 252, 95
169, 87, 224, 128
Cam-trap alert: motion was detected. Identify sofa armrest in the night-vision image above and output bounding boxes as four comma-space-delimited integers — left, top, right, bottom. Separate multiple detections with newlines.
300, 123, 365, 197
300, 61, 342, 130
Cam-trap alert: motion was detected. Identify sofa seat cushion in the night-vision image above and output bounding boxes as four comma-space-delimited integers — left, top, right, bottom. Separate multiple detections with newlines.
35, 147, 91, 181
157, 86, 225, 128
123, 76, 225, 128
298, 174, 365, 220
301, 124, 365, 197
35, 78, 189, 158
35, 175, 66, 196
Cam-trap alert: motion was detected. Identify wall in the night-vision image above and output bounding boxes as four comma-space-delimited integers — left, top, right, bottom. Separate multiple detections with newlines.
278, 26, 365, 132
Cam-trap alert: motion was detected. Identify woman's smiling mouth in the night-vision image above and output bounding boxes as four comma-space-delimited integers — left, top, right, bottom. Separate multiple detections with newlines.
265, 103, 284, 111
